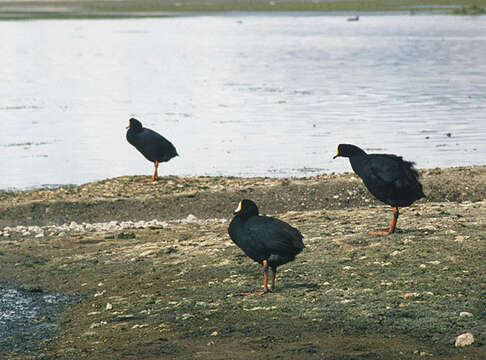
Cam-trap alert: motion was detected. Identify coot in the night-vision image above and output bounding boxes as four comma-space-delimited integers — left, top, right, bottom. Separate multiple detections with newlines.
334, 144, 425, 234
228, 199, 304, 295
126, 118, 178, 183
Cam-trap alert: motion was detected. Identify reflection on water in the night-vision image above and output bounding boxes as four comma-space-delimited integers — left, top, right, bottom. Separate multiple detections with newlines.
0, 284, 78, 356
1, 14, 485, 190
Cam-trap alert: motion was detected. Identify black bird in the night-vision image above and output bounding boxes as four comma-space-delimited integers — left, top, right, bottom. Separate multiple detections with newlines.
333, 144, 425, 235
228, 199, 304, 295
126, 118, 178, 183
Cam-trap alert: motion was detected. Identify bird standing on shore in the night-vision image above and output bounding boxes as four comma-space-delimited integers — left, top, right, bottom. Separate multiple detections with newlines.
228, 199, 304, 295
333, 144, 425, 235
126, 118, 178, 183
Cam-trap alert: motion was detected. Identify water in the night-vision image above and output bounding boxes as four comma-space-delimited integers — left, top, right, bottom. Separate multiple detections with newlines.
0, 284, 78, 356
1, 13, 485, 190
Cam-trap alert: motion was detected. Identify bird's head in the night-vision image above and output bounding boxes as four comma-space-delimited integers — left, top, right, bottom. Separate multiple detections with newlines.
233, 199, 259, 218
127, 118, 143, 131
333, 144, 367, 159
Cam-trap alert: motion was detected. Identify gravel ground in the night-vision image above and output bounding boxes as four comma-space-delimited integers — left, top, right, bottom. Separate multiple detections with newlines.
0, 166, 485, 359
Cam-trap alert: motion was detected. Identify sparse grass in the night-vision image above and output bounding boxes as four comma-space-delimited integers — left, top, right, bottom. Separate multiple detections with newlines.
452, 4, 486, 14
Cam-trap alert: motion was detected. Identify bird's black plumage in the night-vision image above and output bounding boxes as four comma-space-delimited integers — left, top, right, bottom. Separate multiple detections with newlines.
126, 118, 178, 182
228, 199, 304, 294
126, 118, 178, 163
334, 144, 425, 234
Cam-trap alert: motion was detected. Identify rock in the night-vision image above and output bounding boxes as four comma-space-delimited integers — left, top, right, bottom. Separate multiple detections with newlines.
459, 312, 473, 317
94, 290, 106, 297
181, 313, 194, 320
455, 332, 474, 347
182, 214, 198, 224
90, 321, 107, 329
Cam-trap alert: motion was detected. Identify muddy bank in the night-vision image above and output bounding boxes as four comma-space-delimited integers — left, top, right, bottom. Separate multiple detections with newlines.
1, 166, 485, 228
0, 166, 485, 359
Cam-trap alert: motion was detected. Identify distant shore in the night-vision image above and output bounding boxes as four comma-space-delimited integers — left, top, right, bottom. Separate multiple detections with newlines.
0, 0, 484, 19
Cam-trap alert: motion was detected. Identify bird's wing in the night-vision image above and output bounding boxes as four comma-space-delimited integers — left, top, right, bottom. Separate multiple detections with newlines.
138, 129, 177, 158
246, 217, 304, 256
358, 154, 424, 206
365, 155, 403, 184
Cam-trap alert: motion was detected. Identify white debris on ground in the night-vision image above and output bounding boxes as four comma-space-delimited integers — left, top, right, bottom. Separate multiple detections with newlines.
1, 214, 227, 238
454, 332, 475, 347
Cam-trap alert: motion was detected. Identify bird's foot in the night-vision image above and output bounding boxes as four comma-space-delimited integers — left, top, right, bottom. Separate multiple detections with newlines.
241, 289, 271, 296
139, 178, 158, 183
370, 230, 394, 235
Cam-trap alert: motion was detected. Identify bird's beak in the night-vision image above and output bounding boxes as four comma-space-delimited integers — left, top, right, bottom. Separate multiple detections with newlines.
233, 202, 242, 215
333, 150, 339, 159
126, 122, 130, 129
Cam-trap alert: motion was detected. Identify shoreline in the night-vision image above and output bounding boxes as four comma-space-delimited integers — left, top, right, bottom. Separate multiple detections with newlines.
0, 165, 485, 358
1, 165, 485, 228
0, 0, 484, 20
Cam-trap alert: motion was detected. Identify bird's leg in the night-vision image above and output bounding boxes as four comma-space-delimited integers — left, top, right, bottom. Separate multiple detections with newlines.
139, 161, 159, 183
152, 161, 159, 181
371, 206, 399, 235
242, 259, 270, 296
270, 266, 277, 291
390, 206, 399, 233
263, 260, 269, 292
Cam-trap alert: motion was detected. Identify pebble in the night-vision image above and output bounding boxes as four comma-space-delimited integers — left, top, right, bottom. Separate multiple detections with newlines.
459, 311, 473, 317
89, 321, 107, 329
0, 217, 224, 238
455, 332, 474, 347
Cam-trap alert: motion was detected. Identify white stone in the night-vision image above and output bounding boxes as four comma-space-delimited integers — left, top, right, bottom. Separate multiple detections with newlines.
459, 312, 473, 317
94, 290, 106, 297
185, 214, 198, 223
455, 333, 474, 347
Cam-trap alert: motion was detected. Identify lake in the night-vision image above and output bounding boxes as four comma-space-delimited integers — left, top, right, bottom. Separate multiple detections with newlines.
1, 13, 485, 190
